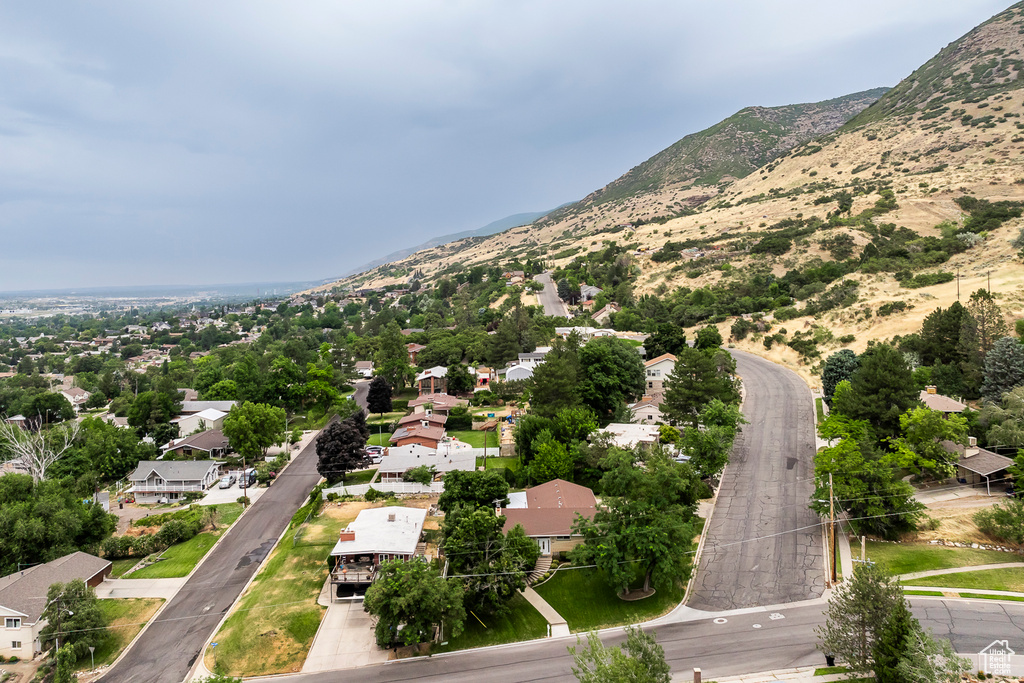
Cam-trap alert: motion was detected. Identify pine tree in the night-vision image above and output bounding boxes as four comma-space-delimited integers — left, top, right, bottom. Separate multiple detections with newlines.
981, 336, 1024, 402
873, 597, 917, 683
366, 375, 393, 417
821, 350, 859, 406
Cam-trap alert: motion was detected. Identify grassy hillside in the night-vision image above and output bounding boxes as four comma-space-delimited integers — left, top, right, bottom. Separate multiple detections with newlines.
847, 2, 1024, 127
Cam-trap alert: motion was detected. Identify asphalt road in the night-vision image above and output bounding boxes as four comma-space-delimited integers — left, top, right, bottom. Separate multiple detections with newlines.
99, 430, 325, 683
535, 271, 569, 318
688, 349, 824, 610
352, 379, 369, 411
277, 598, 1024, 682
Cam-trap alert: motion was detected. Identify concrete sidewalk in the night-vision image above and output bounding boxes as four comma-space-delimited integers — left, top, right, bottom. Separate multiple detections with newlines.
95, 577, 187, 599
522, 586, 570, 637
898, 561, 1024, 581
904, 585, 1024, 598
680, 667, 851, 682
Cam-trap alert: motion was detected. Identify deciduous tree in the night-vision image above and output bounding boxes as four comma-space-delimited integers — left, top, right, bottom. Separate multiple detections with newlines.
821, 349, 858, 406
40, 579, 107, 660
222, 401, 287, 459
578, 337, 646, 423
570, 626, 671, 683
363, 559, 465, 647
436, 469, 509, 513
315, 417, 367, 484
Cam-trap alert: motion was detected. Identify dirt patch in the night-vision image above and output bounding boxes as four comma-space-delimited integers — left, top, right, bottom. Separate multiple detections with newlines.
908, 496, 1015, 546
619, 588, 656, 601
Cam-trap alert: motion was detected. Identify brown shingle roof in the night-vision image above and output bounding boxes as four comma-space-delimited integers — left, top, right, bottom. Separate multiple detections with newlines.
919, 390, 966, 413
397, 412, 447, 427
959, 448, 1014, 477
165, 429, 230, 454
500, 479, 597, 537
389, 423, 445, 444
0, 552, 110, 624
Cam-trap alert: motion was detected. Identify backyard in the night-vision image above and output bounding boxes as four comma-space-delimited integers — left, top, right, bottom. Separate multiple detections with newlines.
126, 503, 244, 579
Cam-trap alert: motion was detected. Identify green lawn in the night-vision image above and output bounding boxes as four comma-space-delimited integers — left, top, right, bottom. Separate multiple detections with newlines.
109, 558, 138, 578
341, 468, 377, 486
434, 593, 547, 652
367, 411, 405, 425
448, 430, 497, 449
904, 590, 945, 596
368, 432, 391, 446
79, 598, 164, 670
476, 456, 520, 471
959, 592, 1024, 602
815, 397, 825, 423
534, 567, 686, 632
127, 503, 243, 579
903, 568, 1024, 593
864, 540, 1024, 576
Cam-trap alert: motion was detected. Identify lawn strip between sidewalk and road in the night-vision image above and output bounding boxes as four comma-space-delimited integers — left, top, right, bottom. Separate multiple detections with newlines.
903, 567, 1024, 593
864, 540, 1024, 575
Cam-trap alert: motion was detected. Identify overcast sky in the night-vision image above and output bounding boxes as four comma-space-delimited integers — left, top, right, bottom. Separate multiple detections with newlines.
0, 0, 1011, 291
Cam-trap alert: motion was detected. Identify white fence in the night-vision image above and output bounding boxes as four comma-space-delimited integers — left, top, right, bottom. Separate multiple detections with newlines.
321, 481, 444, 498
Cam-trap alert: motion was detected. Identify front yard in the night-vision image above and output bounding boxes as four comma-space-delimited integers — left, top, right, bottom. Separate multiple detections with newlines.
534, 567, 685, 632
903, 568, 1024, 593
127, 503, 244, 579
863, 540, 1024, 576
79, 598, 164, 671
433, 593, 547, 652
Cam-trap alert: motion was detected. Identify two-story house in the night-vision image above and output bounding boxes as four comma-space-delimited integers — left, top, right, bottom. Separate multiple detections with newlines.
128, 460, 221, 503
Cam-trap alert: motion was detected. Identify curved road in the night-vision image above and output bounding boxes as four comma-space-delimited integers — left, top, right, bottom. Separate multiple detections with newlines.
689, 350, 824, 610
278, 598, 1024, 682
100, 430, 326, 683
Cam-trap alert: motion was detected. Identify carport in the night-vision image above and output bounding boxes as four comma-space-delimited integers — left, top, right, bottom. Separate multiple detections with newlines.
957, 447, 1014, 496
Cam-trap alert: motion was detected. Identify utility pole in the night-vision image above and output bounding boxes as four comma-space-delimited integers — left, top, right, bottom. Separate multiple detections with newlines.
956, 268, 960, 301
829, 473, 837, 585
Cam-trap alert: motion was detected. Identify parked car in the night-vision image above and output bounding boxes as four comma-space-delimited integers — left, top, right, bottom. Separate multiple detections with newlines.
369, 454, 383, 465
365, 445, 384, 455
218, 474, 237, 489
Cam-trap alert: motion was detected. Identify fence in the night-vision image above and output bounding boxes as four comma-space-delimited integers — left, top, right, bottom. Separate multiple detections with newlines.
321, 481, 444, 498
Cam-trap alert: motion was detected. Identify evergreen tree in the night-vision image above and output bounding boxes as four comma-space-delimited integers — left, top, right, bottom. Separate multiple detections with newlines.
821, 349, 858, 406
644, 323, 687, 358
918, 302, 970, 366
873, 597, 917, 683
816, 563, 905, 675
832, 343, 917, 441
315, 417, 366, 484
981, 336, 1024, 402
662, 347, 739, 427
694, 325, 723, 350
365, 375, 393, 416
445, 363, 475, 395
531, 335, 582, 418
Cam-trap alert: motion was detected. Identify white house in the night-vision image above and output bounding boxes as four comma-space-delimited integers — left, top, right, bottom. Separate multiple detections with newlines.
60, 387, 91, 412
516, 347, 552, 369
0, 552, 111, 660
175, 408, 228, 436
376, 443, 476, 482
594, 423, 661, 449
328, 506, 427, 599
630, 396, 665, 424
128, 460, 221, 503
504, 365, 534, 382
355, 360, 374, 378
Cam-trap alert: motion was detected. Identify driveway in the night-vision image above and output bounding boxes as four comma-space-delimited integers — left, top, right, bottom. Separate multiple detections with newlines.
95, 577, 187, 600
688, 350, 824, 610
535, 272, 569, 318
198, 483, 266, 506
301, 585, 388, 673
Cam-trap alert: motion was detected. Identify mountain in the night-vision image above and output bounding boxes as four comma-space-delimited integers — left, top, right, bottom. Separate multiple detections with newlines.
336, 209, 560, 279
846, 2, 1024, 127
542, 88, 889, 224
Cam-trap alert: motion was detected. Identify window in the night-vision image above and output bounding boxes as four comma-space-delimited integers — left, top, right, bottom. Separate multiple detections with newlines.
11, 640, 21, 649
5, 618, 20, 629
556, 536, 572, 541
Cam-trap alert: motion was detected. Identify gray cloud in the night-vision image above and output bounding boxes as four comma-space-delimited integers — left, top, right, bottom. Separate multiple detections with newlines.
0, 0, 1010, 290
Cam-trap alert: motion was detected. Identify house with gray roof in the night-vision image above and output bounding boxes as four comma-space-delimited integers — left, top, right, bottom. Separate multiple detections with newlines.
0, 552, 110, 660
128, 460, 221, 503
180, 400, 237, 415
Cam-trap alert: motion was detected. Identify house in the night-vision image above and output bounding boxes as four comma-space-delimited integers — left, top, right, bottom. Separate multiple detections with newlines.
594, 423, 661, 449
328, 506, 427, 598
376, 444, 476, 482
408, 393, 466, 415
180, 400, 237, 415
592, 302, 621, 326
163, 430, 232, 460
580, 284, 602, 300
177, 388, 199, 402
0, 552, 111, 660
102, 414, 131, 429
472, 366, 496, 390
919, 386, 966, 413
504, 365, 534, 382
630, 396, 664, 424
389, 420, 447, 449
554, 326, 616, 342
644, 353, 676, 395
355, 360, 374, 379
397, 412, 448, 429
128, 460, 221, 503
175, 408, 228, 436
503, 270, 525, 284
500, 479, 597, 556
3, 415, 28, 430
415, 366, 448, 395
60, 387, 91, 412
517, 347, 551, 369
947, 438, 1014, 496
406, 343, 426, 365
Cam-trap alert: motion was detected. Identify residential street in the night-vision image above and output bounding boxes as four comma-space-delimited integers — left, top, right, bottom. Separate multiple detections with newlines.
98, 429, 325, 683
688, 349, 825, 610
535, 271, 570, 318
280, 598, 1024, 682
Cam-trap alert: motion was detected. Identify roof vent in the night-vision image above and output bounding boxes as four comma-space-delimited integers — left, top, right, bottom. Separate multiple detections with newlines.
388, 513, 396, 522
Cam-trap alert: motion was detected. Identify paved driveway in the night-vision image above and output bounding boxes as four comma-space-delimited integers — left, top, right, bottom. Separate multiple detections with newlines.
302, 596, 388, 673
688, 350, 824, 610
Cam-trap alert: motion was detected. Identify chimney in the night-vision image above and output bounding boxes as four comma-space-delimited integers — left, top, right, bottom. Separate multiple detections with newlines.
926, 385, 937, 394
388, 513, 396, 522
338, 529, 355, 542
969, 436, 977, 447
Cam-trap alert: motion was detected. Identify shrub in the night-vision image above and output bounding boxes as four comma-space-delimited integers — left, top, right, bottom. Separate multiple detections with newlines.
877, 301, 910, 317
402, 465, 436, 485
838, 334, 856, 344
364, 487, 394, 503
326, 492, 339, 502
236, 496, 250, 505
101, 535, 134, 560
974, 500, 1024, 544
